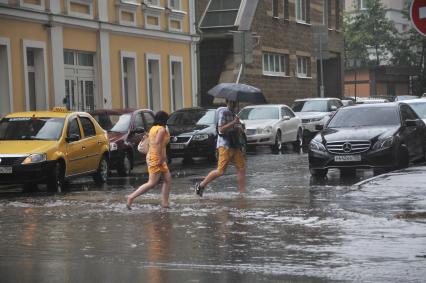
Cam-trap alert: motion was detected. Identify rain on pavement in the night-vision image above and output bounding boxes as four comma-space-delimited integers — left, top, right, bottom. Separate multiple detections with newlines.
0, 148, 425, 283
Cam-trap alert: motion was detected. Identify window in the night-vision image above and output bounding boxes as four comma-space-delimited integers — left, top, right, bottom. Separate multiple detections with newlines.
79, 116, 96, 137
146, 54, 162, 111
200, 0, 242, 28
146, 0, 159, 6
67, 118, 81, 138
297, 56, 310, 78
23, 41, 48, 111
19, 0, 45, 11
117, 0, 139, 26
283, 0, 289, 20
77, 53, 94, 67
143, 112, 154, 129
335, 0, 340, 30
295, 0, 308, 23
273, 0, 278, 18
64, 51, 74, 65
134, 113, 144, 129
0, 38, 13, 116
121, 52, 138, 108
66, 0, 93, 19
263, 52, 289, 76
168, 0, 180, 10
170, 57, 183, 111
359, 0, 367, 10
327, 0, 332, 28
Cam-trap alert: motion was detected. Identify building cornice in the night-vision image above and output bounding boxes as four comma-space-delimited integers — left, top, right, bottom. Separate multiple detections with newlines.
0, 5, 200, 44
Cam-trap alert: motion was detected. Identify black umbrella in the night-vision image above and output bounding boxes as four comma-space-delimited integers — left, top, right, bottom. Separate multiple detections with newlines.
207, 83, 267, 104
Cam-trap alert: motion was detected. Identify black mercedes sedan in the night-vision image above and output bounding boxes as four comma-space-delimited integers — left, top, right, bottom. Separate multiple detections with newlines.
167, 107, 218, 162
308, 103, 426, 177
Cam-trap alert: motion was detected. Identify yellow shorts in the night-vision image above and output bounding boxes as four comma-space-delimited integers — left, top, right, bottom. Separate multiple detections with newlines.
217, 147, 245, 174
147, 162, 169, 175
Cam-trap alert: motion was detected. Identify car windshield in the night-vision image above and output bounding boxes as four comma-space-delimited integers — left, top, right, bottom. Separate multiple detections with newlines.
93, 114, 131, 132
292, 100, 329, 112
168, 110, 215, 126
327, 107, 400, 128
0, 117, 65, 140
408, 103, 426, 119
239, 107, 279, 120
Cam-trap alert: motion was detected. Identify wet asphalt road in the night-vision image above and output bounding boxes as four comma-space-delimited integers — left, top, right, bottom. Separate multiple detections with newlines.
0, 147, 425, 283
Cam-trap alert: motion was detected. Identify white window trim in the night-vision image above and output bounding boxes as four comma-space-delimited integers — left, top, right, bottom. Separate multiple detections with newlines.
18, 0, 45, 11
295, 0, 306, 23
145, 53, 162, 110
144, 0, 160, 7
120, 51, 139, 108
116, 0, 140, 26
360, 0, 367, 10
296, 56, 311, 79
66, 0, 94, 19
22, 40, 49, 111
262, 52, 290, 77
169, 56, 184, 112
0, 37, 14, 113
168, 13, 184, 32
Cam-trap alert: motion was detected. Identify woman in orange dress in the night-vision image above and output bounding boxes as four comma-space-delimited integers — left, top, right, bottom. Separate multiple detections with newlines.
126, 111, 171, 208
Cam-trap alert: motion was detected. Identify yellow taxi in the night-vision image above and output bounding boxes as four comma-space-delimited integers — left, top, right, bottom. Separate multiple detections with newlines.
0, 108, 109, 192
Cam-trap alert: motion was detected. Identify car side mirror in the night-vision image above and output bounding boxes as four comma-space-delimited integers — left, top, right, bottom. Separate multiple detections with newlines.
282, 116, 291, 121
132, 127, 146, 134
405, 119, 417, 127
315, 125, 324, 131
66, 134, 80, 143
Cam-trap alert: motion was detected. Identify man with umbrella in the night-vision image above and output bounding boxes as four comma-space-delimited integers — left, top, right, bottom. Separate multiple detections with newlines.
195, 99, 246, 196
195, 83, 266, 196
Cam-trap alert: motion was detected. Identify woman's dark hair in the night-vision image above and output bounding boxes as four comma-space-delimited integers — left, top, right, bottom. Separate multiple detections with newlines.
153, 111, 169, 126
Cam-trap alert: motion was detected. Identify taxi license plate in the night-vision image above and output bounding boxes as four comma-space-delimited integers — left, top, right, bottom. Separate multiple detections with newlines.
0, 167, 12, 174
170, 144, 185, 149
334, 155, 361, 162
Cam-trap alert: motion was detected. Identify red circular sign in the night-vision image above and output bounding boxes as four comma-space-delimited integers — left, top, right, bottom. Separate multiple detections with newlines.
411, 0, 426, 36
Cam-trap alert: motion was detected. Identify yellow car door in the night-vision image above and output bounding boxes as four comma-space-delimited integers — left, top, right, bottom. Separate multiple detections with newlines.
65, 116, 86, 176
78, 116, 101, 172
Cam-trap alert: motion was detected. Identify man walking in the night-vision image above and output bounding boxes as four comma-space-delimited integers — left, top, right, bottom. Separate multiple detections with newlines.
195, 100, 246, 196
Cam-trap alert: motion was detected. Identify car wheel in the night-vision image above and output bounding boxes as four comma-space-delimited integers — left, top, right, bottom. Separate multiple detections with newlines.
93, 155, 109, 184
47, 162, 65, 193
397, 145, 409, 169
293, 128, 303, 151
117, 152, 132, 177
310, 168, 328, 178
271, 131, 282, 153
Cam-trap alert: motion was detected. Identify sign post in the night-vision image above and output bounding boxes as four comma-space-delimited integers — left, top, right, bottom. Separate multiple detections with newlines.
410, 0, 426, 36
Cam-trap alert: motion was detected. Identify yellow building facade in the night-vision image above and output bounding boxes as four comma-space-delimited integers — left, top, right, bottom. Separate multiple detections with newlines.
0, 0, 199, 116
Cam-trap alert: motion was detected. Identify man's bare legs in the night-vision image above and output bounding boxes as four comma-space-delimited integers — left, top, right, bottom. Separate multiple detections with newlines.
200, 169, 223, 188
237, 166, 246, 194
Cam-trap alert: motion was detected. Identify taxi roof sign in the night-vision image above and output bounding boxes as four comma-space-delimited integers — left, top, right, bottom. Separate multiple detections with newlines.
52, 107, 69, 113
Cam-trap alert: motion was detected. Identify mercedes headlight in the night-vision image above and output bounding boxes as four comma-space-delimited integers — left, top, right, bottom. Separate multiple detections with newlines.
310, 117, 323, 122
193, 134, 209, 141
372, 137, 394, 150
260, 126, 273, 135
309, 140, 326, 152
109, 142, 118, 151
22, 153, 47, 164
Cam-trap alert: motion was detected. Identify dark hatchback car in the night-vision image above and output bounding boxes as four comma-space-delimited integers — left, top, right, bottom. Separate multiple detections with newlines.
308, 103, 426, 177
90, 109, 154, 176
167, 107, 218, 162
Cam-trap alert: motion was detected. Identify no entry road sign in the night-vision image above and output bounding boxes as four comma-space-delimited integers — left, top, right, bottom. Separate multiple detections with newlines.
411, 0, 426, 36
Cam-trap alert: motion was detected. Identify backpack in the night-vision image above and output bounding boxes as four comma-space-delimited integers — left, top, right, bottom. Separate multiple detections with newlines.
216, 108, 245, 150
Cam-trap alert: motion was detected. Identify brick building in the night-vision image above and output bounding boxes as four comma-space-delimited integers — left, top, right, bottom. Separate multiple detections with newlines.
196, 0, 344, 106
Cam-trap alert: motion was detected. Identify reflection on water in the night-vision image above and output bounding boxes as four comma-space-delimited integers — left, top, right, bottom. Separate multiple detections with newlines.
0, 153, 425, 282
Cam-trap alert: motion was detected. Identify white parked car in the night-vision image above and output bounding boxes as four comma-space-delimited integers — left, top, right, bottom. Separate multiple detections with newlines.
292, 98, 343, 141
238, 104, 303, 152
397, 98, 426, 124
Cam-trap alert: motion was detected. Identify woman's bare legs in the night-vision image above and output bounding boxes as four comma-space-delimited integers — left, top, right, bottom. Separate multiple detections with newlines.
160, 171, 172, 208
126, 172, 161, 209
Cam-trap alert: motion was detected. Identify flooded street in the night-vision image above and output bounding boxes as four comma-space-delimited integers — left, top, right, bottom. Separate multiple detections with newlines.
0, 149, 425, 282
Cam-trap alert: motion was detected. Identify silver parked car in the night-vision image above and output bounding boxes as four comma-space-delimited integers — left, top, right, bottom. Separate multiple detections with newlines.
292, 98, 343, 142
239, 104, 303, 152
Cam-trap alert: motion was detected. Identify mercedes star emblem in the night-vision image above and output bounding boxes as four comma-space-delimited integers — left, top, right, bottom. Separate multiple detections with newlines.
172, 137, 178, 142
342, 142, 352, 153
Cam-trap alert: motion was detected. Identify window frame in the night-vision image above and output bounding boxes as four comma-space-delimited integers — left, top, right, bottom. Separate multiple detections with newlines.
169, 56, 184, 112
296, 56, 311, 78
79, 116, 97, 138
18, 0, 45, 11
65, 0, 94, 20
295, 0, 307, 23
145, 53, 163, 111
168, 0, 181, 11
262, 52, 290, 77
120, 51, 139, 108
0, 37, 13, 115
117, 1, 140, 26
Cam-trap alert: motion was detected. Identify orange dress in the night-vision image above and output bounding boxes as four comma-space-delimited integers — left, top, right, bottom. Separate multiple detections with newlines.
146, 125, 170, 174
